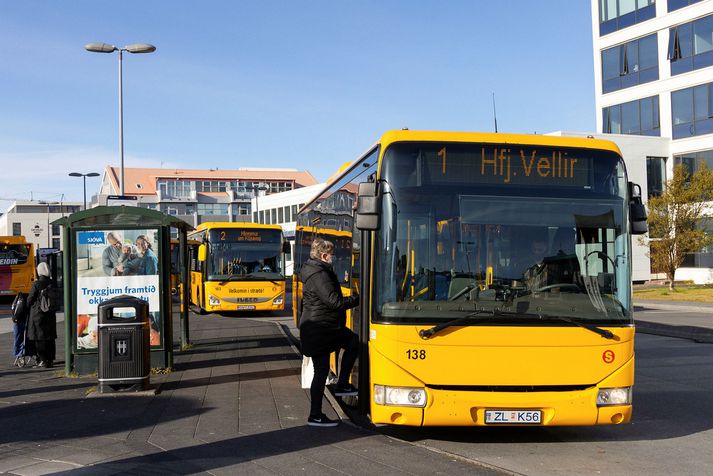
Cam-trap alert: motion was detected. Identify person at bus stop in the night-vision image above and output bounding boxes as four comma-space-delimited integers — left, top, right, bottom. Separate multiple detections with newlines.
299, 237, 359, 427
26, 262, 57, 368
11, 292, 36, 367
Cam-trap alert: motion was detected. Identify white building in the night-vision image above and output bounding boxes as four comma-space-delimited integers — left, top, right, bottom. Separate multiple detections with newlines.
591, 0, 713, 283
548, 132, 670, 282
0, 201, 83, 252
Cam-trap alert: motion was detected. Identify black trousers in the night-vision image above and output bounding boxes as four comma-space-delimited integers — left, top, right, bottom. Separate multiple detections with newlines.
35, 339, 55, 364
310, 328, 359, 417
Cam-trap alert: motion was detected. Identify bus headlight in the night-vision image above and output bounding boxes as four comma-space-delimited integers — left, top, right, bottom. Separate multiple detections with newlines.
373, 385, 426, 407
597, 387, 632, 406
273, 297, 283, 305
208, 295, 220, 306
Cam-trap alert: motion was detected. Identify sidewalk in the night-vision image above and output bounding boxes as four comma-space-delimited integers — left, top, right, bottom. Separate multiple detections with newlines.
634, 299, 713, 343
0, 312, 502, 475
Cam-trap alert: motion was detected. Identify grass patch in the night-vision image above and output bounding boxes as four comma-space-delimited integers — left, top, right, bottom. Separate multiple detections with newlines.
633, 285, 713, 302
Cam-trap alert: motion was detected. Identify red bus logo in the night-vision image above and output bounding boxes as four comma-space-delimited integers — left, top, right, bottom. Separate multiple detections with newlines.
602, 350, 615, 363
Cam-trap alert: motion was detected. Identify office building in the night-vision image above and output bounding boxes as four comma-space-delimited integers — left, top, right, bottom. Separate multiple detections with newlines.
591, 0, 713, 283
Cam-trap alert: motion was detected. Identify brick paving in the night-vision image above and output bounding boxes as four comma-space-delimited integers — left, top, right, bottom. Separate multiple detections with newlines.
0, 310, 503, 475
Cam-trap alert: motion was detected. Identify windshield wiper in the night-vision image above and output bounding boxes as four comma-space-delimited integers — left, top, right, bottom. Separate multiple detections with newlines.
419, 309, 496, 340
543, 314, 619, 340
418, 309, 619, 341
496, 310, 619, 341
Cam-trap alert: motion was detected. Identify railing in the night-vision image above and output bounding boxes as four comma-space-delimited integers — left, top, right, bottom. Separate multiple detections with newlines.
157, 189, 197, 201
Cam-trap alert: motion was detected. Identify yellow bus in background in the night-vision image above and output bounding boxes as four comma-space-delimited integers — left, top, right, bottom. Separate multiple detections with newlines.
188, 222, 289, 313
292, 225, 356, 326
295, 130, 648, 426
0, 236, 35, 296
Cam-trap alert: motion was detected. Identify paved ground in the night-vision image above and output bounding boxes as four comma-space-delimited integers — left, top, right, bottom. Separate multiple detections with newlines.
634, 299, 713, 342
1, 296, 711, 475
0, 310, 501, 476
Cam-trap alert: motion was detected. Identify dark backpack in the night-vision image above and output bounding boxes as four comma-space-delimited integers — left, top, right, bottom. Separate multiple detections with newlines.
11, 293, 28, 323
39, 285, 60, 312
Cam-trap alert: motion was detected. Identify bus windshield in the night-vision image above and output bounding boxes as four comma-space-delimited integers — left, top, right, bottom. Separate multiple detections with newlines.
206, 228, 283, 281
375, 142, 632, 325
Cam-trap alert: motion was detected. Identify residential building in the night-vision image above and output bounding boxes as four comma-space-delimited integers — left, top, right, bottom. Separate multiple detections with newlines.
93, 166, 318, 228
591, 0, 713, 283
0, 201, 83, 252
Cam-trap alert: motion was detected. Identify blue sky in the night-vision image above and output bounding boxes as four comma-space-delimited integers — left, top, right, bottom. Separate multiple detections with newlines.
0, 1, 596, 212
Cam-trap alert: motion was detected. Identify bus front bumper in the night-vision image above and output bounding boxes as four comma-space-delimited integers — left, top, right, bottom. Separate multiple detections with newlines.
420, 387, 631, 426
371, 386, 632, 426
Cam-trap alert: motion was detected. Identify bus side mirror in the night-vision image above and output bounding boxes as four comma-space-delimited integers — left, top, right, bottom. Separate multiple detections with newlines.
282, 241, 291, 254
629, 182, 648, 235
198, 244, 207, 262
355, 182, 380, 231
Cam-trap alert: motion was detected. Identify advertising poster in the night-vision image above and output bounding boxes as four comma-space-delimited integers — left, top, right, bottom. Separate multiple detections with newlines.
75, 229, 161, 350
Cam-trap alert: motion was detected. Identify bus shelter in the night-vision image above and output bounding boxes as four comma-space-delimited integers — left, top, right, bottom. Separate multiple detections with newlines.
53, 206, 193, 375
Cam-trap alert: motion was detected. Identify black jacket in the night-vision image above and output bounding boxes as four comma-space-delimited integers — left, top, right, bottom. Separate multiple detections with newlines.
26, 276, 57, 341
299, 258, 358, 356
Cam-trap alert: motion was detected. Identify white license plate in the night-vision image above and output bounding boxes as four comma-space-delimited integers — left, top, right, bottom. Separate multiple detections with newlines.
237, 305, 256, 310
485, 410, 542, 424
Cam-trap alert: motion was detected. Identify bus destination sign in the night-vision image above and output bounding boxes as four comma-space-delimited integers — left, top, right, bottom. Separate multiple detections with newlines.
428, 145, 593, 188
210, 228, 281, 244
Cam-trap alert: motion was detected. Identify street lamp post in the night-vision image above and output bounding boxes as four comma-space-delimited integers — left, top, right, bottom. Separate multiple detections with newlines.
84, 42, 156, 196
69, 172, 100, 210
39, 201, 60, 248
252, 185, 268, 223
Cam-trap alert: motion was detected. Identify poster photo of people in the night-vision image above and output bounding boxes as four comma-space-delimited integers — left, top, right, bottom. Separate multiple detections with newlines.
75, 229, 162, 350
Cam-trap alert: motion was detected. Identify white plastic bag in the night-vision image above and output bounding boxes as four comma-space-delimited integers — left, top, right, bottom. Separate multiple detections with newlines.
301, 356, 314, 389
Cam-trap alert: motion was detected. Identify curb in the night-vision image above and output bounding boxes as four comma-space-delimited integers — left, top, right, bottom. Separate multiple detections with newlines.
634, 302, 713, 313
636, 320, 713, 343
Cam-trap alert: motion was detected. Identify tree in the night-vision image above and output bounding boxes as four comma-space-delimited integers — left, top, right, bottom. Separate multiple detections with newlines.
642, 163, 713, 290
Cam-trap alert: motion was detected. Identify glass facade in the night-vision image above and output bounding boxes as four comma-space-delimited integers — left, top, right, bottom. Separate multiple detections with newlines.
603, 96, 660, 136
669, 14, 713, 75
668, 0, 704, 12
681, 218, 713, 268
602, 34, 658, 93
674, 148, 713, 175
671, 82, 713, 139
646, 157, 666, 198
157, 179, 294, 195
196, 203, 229, 216
599, 0, 656, 35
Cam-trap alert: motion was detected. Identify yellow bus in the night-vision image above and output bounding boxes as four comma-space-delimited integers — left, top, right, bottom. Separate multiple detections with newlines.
293, 225, 356, 324
0, 236, 35, 296
188, 222, 289, 313
294, 130, 648, 426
